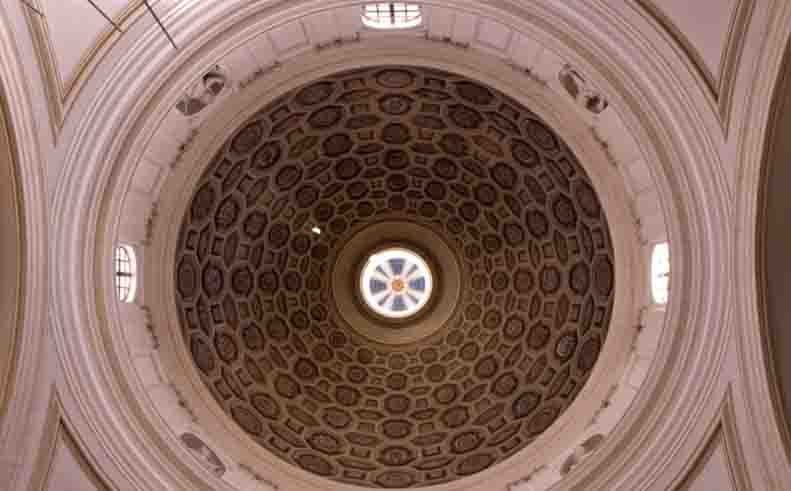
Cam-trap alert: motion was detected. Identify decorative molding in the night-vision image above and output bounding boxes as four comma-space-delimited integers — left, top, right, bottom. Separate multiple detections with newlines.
754, 34, 791, 463
169, 383, 198, 424
0, 3, 50, 489
22, 0, 146, 141
558, 64, 609, 114
313, 31, 360, 51
506, 464, 547, 491
731, 1, 791, 487
140, 305, 159, 349
28, 389, 111, 491
673, 386, 751, 491
0, 80, 24, 426
424, 30, 471, 49
238, 61, 281, 90
143, 201, 159, 246
589, 128, 619, 169
237, 463, 279, 490
27, 388, 60, 491
179, 432, 226, 478
635, 0, 755, 136
171, 129, 200, 168
174, 65, 228, 117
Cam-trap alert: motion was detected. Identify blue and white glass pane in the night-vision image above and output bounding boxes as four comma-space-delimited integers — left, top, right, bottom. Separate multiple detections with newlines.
389, 258, 405, 275
360, 248, 433, 318
408, 277, 425, 291
369, 278, 388, 294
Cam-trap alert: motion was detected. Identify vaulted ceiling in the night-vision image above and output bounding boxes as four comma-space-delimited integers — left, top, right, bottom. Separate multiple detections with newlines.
1, 2, 791, 491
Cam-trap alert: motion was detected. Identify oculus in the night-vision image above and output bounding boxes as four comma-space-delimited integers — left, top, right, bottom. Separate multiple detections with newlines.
360, 247, 434, 319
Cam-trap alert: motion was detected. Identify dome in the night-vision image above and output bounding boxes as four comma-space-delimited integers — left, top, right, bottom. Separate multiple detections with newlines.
6, 2, 789, 491
174, 66, 615, 487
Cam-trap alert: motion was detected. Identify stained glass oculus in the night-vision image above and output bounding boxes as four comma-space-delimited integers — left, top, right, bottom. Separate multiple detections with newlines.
360, 248, 433, 319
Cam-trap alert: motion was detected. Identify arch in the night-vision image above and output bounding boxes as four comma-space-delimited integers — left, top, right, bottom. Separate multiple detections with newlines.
0, 3, 51, 489
0, 74, 23, 429
757, 34, 791, 463
733, 3, 791, 487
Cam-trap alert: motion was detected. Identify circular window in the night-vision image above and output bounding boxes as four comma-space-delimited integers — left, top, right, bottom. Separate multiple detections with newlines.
360, 247, 433, 319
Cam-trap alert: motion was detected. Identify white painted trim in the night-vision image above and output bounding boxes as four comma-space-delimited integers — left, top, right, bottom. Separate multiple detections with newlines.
732, 1, 791, 487
0, 2, 51, 489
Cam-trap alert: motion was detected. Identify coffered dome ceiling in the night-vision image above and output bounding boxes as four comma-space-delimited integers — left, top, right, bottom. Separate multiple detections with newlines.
174, 66, 615, 488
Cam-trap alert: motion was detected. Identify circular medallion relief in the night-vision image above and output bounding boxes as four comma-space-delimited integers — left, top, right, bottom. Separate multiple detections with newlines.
360, 247, 434, 319
174, 66, 615, 487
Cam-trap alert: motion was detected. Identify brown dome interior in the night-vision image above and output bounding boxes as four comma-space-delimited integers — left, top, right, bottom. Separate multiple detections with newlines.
174, 66, 615, 488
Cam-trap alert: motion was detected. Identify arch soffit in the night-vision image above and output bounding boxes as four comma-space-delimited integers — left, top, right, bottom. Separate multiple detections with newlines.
738, 6, 791, 488
0, 4, 50, 491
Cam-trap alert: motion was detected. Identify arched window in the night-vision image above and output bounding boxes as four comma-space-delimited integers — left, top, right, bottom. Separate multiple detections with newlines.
115, 245, 137, 303
650, 242, 669, 305
362, 3, 422, 29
